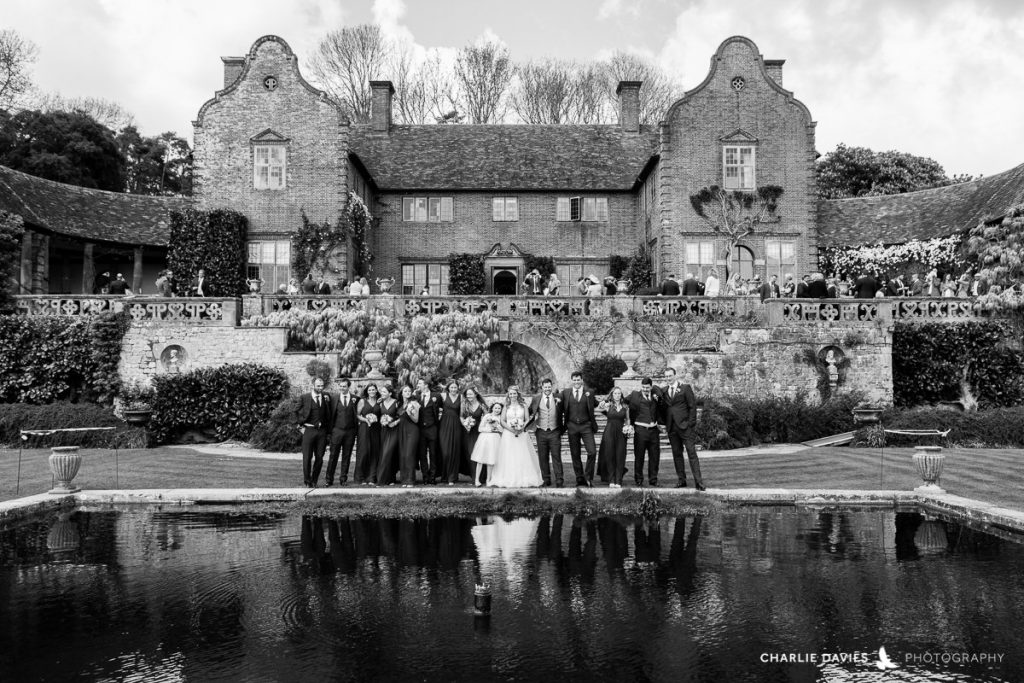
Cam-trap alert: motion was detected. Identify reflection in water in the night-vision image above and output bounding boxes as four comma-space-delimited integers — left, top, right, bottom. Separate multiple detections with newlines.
1, 509, 1022, 682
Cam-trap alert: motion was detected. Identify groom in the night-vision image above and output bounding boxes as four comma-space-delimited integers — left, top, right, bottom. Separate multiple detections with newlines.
530, 378, 564, 487
559, 371, 598, 487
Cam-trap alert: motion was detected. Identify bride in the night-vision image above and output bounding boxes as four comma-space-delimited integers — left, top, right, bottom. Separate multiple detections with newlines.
488, 385, 544, 488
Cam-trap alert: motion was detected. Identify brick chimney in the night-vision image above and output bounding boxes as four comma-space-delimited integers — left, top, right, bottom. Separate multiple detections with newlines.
764, 59, 785, 87
370, 80, 395, 132
221, 56, 245, 88
616, 81, 642, 133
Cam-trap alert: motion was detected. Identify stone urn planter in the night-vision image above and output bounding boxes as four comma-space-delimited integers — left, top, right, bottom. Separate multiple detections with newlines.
122, 408, 152, 425
852, 406, 883, 424
912, 445, 945, 493
375, 277, 395, 294
48, 446, 83, 494
363, 348, 385, 379
619, 349, 640, 377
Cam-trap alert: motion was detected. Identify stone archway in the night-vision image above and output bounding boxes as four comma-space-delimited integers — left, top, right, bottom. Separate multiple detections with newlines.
493, 269, 518, 295
481, 341, 557, 394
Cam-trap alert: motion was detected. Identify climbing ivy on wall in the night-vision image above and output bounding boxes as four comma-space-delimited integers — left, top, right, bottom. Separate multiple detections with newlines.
168, 208, 248, 297
448, 253, 486, 294
0, 211, 25, 309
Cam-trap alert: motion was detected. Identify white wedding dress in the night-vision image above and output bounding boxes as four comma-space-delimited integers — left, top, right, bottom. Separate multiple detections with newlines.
488, 403, 544, 488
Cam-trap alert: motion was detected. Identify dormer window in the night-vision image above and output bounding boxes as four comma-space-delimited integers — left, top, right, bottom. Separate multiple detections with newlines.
723, 145, 755, 190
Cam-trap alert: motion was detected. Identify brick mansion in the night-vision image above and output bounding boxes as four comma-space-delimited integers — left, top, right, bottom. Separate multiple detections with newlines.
2, 35, 1022, 296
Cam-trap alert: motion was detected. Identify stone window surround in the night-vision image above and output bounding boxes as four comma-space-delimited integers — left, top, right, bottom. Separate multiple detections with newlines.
252, 142, 287, 190
722, 144, 757, 191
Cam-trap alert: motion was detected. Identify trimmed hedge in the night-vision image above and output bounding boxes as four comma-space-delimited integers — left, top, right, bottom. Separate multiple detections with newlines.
167, 208, 248, 297
0, 402, 147, 448
581, 355, 627, 394
696, 392, 863, 449
148, 363, 289, 445
448, 253, 486, 295
248, 396, 303, 453
876, 406, 1024, 448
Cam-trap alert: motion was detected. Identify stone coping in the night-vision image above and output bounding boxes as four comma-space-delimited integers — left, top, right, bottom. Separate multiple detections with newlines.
3, 488, 1024, 538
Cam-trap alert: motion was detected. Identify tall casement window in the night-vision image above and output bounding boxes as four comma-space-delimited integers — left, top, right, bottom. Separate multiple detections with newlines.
402, 263, 450, 295
723, 145, 756, 190
253, 145, 286, 190
247, 240, 291, 292
402, 196, 454, 222
556, 197, 609, 222
765, 239, 798, 280
684, 241, 716, 279
492, 197, 519, 221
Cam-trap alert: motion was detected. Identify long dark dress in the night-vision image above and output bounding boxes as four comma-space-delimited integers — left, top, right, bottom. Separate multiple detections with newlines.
376, 399, 400, 485
461, 402, 485, 476
398, 403, 421, 485
438, 394, 464, 484
598, 403, 628, 485
355, 398, 381, 484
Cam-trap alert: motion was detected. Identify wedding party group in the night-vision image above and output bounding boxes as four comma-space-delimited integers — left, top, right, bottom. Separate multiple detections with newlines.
295, 369, 705, 491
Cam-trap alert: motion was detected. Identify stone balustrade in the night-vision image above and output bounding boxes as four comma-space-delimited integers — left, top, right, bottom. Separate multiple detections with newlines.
13, 295, 239, 326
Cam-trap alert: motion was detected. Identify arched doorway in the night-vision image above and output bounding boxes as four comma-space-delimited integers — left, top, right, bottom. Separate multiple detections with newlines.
493, 269, 518, 295
736, 245, 755, 281
482, 341, 556, 394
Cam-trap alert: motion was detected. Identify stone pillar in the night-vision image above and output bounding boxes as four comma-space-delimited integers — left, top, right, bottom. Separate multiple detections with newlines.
20, 229, 32, 294
133, 246, 144, 294
82, 242, 96, 295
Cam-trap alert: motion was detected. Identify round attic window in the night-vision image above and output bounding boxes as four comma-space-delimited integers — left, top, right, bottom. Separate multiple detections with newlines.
731, 76, 745, 91
263, 76, 279, 91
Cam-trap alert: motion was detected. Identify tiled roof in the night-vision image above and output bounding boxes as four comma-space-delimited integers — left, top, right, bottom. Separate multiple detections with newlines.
817, 161, 1024, 247
349, 124, 659, 191
0, 164, 192, 246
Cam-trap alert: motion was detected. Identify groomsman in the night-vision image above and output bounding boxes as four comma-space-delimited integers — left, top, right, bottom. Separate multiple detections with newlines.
415, 377, 441, 484
530, 378, 564, 487
327, 378, 358, 486
660, 367, 706, 490
559, 371, 598, 487
627, 377, 662, 486
296, 378, 332, 487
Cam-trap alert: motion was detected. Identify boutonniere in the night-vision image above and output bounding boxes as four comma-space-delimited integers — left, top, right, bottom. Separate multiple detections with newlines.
585, 392, 590, 398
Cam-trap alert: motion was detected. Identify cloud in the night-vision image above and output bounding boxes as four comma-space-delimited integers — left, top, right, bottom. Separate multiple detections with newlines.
597, 0, 641, 21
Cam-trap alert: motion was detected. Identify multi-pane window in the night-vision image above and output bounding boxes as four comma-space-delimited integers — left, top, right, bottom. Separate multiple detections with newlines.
247, 240, 291, 292
492, 197, 519, 221
253, 145, 286, 189
402, 196, 453, 222
685, 241, 716, 279
723, 146, 755, 190
765, 239, 797, 280
402, 263, 450, 295
557, 197, 609, 222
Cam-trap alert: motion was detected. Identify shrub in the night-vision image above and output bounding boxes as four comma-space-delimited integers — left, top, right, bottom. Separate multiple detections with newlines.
448, 253, 486, 294
305, 359, 332, 386
581, 355, 628, 394
167, 208, 248, 297
879, 406, 1024, 448
696, 392, 864, 448
0, 402, 147, 448
148, 363, 289, 445
0, 211, 25, 311
248, 396, 303, 452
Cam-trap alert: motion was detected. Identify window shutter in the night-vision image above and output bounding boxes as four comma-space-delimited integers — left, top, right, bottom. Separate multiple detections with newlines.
492, 197, 503, 221
596, 198, 609, 222
440, 197, 454, 222
556, 197, 570, 221
506, 197, 518, 221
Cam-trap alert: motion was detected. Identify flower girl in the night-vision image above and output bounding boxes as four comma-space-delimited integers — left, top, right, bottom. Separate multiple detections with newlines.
470, 402, 503, 486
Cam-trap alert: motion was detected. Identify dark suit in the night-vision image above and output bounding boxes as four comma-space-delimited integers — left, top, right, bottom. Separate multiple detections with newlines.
660, 278, 681, 296
853, 275, 879, 299
530, 391, 564, 486
316, 282, 332, 295
627, 389, 662, 485
559, 387, 599, 485
681, 278, 701, 296
757, 281, 772, 301
909, 279, 924, 296
886, 278, 905, 297
661, 382, 704, 487
416, 391, 441, 483
297, 391, 333, 486
190, 277, 212, 297
328, 392, 359, 484
807, 279, 829, 299
796, 280, 810, 298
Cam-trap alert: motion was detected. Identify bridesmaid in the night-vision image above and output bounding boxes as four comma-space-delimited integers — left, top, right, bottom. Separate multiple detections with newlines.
375, 384, 400, 486
437, 379, 464, 485
356, 383, 381, 486
398, 385, 421, 488
598, 386, 629, 488
460, 386, 486, 480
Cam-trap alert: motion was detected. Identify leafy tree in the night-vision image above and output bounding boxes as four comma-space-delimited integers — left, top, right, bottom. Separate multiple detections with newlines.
0, 109, 126, 191
0, 210, 25, 308
0, 29, 38, 110
816, 143, 973, 199
964, 204, 1024, 288
689, 185, 784, 280
620, 243, 655, 293
454, 41, 514, 124
117, 126, 192, 196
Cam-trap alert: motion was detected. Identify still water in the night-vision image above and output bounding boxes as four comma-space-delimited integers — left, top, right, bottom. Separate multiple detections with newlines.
1, 507, 1022, 682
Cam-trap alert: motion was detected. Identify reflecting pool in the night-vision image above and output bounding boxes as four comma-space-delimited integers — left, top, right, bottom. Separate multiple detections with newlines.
1, 507, 1022, 682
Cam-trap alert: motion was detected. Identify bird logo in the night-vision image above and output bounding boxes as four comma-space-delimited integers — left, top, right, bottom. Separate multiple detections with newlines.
876, 646, 898, 670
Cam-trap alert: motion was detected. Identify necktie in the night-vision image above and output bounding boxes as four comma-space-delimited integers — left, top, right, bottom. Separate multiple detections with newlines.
545, 396, 550, 409
575, 390, 580, 402
343, 396, 347, 407
315, 394, 320, 406
669, 386, 675, 398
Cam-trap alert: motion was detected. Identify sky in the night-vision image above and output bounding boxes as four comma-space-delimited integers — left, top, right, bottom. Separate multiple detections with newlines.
3, 0, 1023, 177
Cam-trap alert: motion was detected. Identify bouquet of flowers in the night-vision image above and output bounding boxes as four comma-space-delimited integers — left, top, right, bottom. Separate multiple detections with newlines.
365, 413, 378, 425
510, 418, 524, 437
461, 416, 476, 431
379, 414, 393, 427
622, 424, 635, 437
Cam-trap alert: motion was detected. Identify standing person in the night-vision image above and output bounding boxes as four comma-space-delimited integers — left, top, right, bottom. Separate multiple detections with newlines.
704, 268, 721, 297
807, 273, 829, 299
603, 276, 618, 296
795, 274, 810, 298
348, 278, 363, 296
300, 274, 316, 294
530, 378, 564, 487
94, 271, 111, 294
597, 387, 629, 488
627, 378, 661, 487
398, 385, 421, 488
853, 270, 879, 299
489, 386, 543, 488
524, 269, 543, 295
559, 371, 599, 487
681, 273, 701, 296
909, 273, 923, 296
941, 274, 956, 298
287, 278, 300, 295
461, 386, 486, 480
415, 377, 441, 484
108, 273, 130, 295
326, 378, 358, 486
155, 270, 174, 297
756, 275, 773, 302
471, 402, 502, 486
355, 383, 381, 486
586, 276, 603, 297
545, 272, 560, 296
660, 273, 681, 296
190, 269, 212, 297
660, 368, 705, 490
296, 378, 332, 487
315, 276, 332, 295
375, 384, 400, 486
577, 277, 589, 295
437, 379, 464, 485
360, 277, 370, 296
781, 274, 796, 298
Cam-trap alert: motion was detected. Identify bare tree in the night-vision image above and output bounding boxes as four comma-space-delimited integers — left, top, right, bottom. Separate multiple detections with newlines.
600, 51, 682, 125
453, 41, 513, 124
392, 45, 458, 125
33, 92, 135, 130
511, 59, 608, 124
0, 29, 38, 110
307, 25, 391, 122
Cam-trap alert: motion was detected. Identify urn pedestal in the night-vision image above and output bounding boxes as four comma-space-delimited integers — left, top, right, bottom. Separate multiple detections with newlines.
48, 446, 82, 494
363, 348, 385, 379
912, 445, 945, 493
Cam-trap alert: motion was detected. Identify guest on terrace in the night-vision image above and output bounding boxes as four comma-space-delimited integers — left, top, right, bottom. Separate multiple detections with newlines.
660, 273, 681, 296
681, 273, 701, 296
525, 269, 543, 295
853, 270, 879, 299
781, 274, 796, 297
315, 275, 332, 295
704, 268, 721, 297
155, 270, 174, 297
545, 272, 560, 295
300, 274, 316, 294
348, 277, 363, 296
189, 269, 212, 297
108, 273, 131, 295
807, 272, 829, 299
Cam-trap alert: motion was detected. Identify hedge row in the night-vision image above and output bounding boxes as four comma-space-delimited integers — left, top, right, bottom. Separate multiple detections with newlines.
697, 393, 863, 449
0, 402, 147, 448
876, 406, 1024, 448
